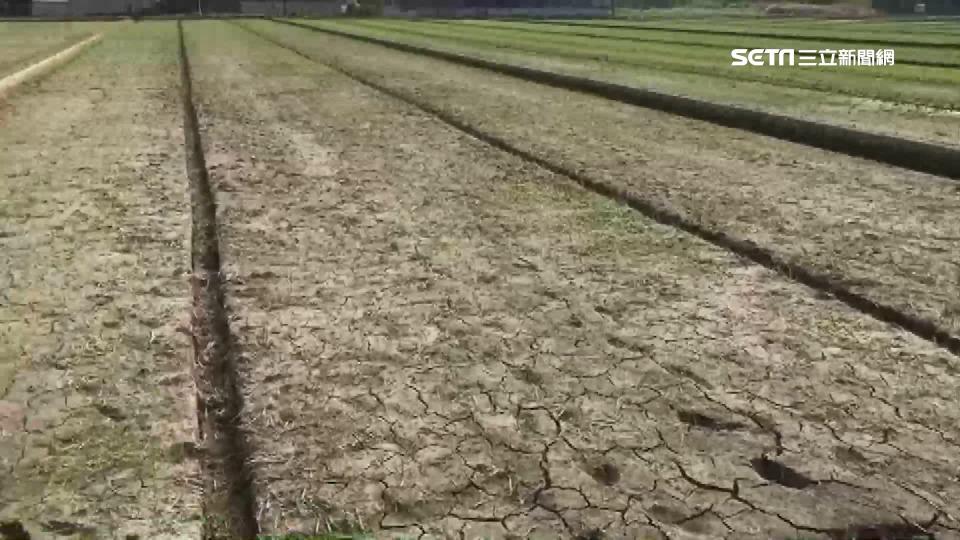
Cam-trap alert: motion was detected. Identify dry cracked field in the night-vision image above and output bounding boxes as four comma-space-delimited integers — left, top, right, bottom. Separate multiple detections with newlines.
0, 22, 201, 538
2, 17, 960, 540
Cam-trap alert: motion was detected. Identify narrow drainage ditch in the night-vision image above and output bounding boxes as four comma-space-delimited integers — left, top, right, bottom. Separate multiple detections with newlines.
177, 20, 259, 540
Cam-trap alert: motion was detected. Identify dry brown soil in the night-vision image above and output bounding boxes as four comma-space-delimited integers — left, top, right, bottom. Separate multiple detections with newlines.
186, 21, 960, 540
243, 20, 960, 341
0, 22, 202, 539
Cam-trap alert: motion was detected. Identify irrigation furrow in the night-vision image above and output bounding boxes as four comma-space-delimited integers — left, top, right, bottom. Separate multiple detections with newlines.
176, 19, 259, 540
272, 19, 960, 181
238, 19, 960, 358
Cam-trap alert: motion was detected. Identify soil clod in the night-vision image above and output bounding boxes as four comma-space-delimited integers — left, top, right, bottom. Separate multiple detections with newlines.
750, 456, 816, 489
677, 409, 744, 431
0, 521, 30, 540
589, 462, 621, 485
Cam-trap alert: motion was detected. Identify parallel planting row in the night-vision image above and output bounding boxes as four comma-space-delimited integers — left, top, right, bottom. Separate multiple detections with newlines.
441, 20, 960, 66
1, 16, 959, 540
188, 19, 960, 539
290, 18, 960, 148
535, 17, 960, 45
265, 18, 960, 339
345, 19, 960, 104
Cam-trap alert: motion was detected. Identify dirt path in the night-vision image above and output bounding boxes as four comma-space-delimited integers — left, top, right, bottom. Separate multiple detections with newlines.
241, 21, 960, 344
0, 22, 201, 539
186, 21, 959, 539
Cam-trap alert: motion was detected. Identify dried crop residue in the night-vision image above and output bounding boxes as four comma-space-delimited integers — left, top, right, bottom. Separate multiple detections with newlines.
184, 21, 959, 539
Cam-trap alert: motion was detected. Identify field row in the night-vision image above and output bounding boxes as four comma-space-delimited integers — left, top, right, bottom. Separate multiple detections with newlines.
294, 18, 960, 148
540, 17, 960, 44
443, 20, 960, 65
191, 20, 960, 538
356, 21, 960, 98
264, 18, 960, 339
1, 19, 959, 540
352, 19, 960, 99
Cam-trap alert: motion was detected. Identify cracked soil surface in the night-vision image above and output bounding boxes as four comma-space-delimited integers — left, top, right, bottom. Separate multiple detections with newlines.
243, 20, 960, 342
3, 18, 959, 540
185, 21, 960, 540
0, 23, 201, 539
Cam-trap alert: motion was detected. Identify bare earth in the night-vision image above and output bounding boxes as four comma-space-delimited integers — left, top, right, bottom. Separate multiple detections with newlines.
244, 20, 960, 340
0, 23, 201, 539
187, 21, 960, 539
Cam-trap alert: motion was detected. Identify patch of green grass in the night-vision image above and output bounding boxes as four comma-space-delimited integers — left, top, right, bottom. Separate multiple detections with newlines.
316, 18, 960, 108
541, 16, 960, 45
271, 16, 960, 149
442, 19, 960, 63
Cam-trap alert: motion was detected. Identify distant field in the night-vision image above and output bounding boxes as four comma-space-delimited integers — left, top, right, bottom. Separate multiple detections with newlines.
341, 20, 960, 105
611, 6, 766, 19
462, 19, 960, 63
544, 16, 960, 43
0, 22, 104, 78
296, 17, 960, 147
